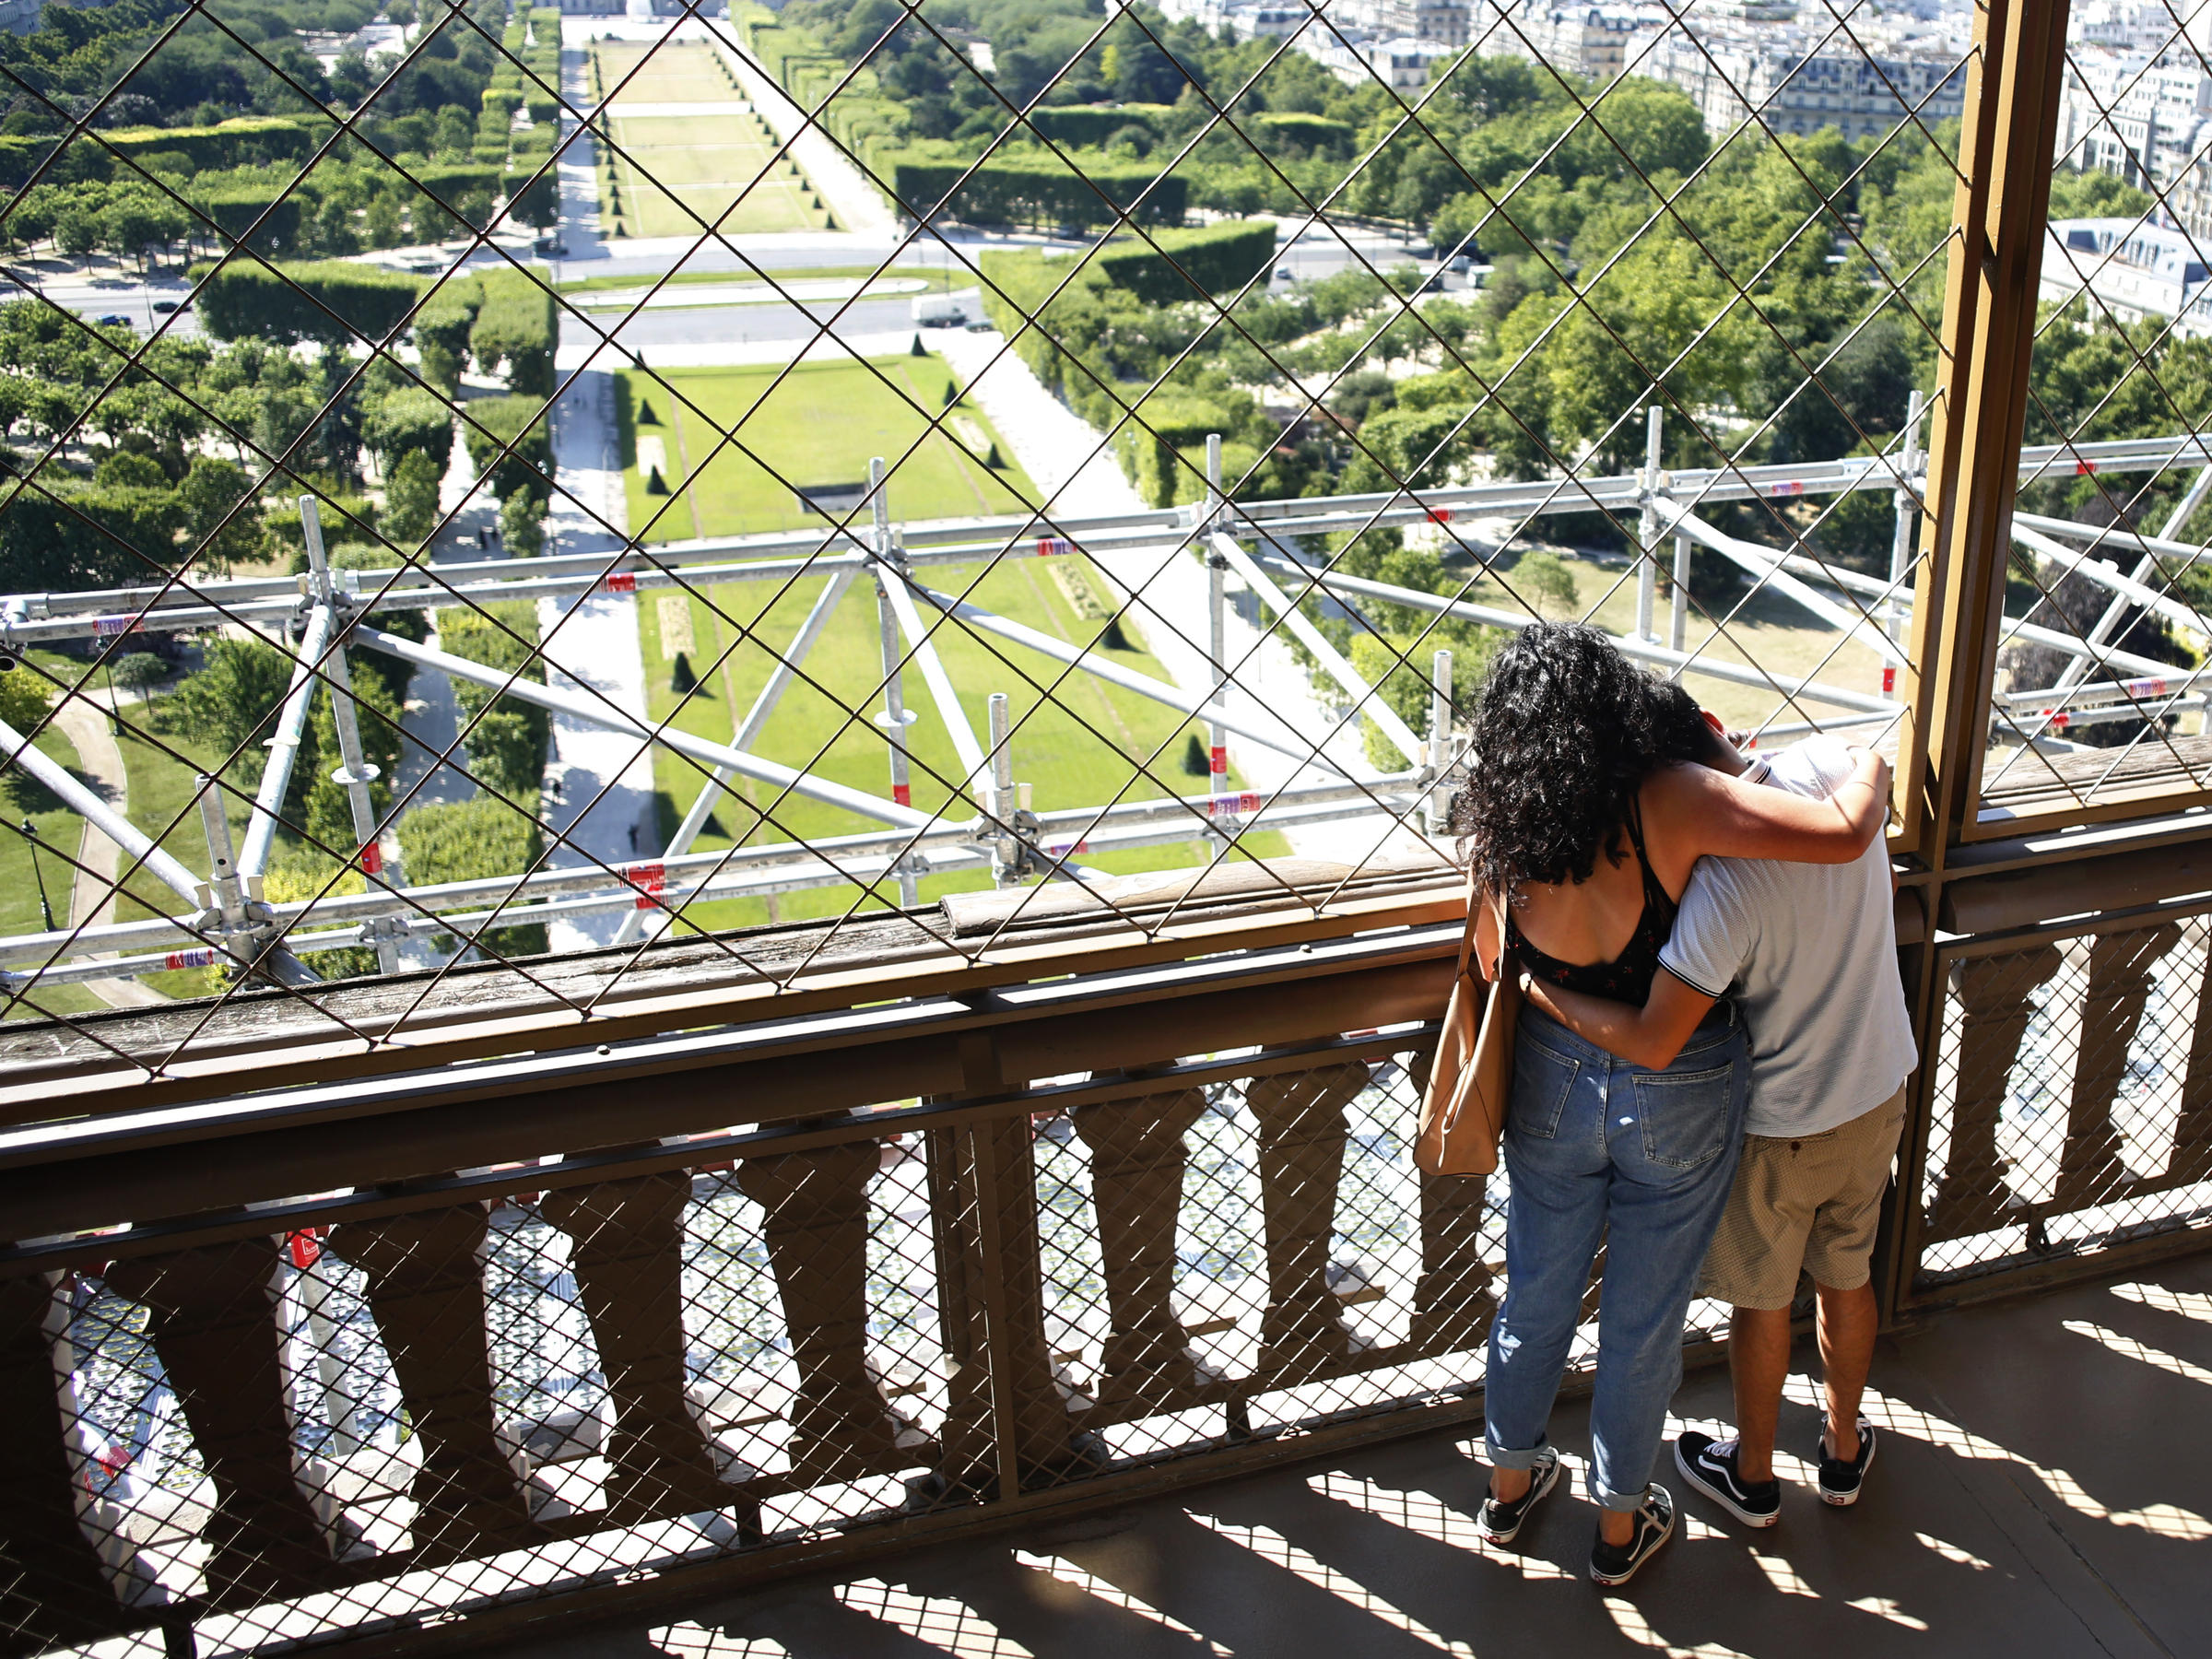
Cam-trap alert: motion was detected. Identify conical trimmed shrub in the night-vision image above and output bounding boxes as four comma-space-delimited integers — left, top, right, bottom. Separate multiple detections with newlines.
669, 651, 698, 696
645, 465, 668, 495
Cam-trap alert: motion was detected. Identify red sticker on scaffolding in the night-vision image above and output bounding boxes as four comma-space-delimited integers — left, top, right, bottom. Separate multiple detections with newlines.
162, 947, 218, 971
1428, 507, 1453, 524
2076, 460, 2100, 475
1209, 745, 1228, 776
2124, 676, 2170, 697
1046, 838, 1088, 857
1771, 480, 1806, 497
1036, 537, 1072, 558
1208, 792, 1261, 817
892, 783, 912, 807
288, 1229, 324, 1270
628, 862, 666, 909
601, 571, 638, 594
359, 842, 382, 876
92, 614, 136, 637
1882, 666, 1897, 693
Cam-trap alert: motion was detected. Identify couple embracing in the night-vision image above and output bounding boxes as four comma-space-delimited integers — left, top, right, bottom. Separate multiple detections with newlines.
1441, 622, 1915, 1585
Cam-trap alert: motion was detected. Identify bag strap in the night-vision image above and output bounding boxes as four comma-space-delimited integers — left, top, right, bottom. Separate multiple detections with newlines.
1453, 871, 1480, 982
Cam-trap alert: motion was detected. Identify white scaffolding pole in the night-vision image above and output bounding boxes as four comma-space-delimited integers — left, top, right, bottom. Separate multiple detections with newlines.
1637, 404, 1662, 642
301, 499, 402, 976
2011, 521, 2211, 641
238, 600, 336, 880
352, 626, 934, 829
2045, 460, 2212, 703
615, 566, 861, 947
911, 584, 1350, 769
1658, 504, 1910, 668
0, 712, 205, 907
1248, 552, 1900, 714
1205, 434, 1233, 827
880, 560, 988, 788
1886, 389, 1925, 651
1210, 533, 1425, 769
865, 460, 924, 906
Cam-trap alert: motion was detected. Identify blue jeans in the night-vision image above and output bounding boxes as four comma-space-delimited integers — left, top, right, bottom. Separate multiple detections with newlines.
1484, 1002, 1751, 1511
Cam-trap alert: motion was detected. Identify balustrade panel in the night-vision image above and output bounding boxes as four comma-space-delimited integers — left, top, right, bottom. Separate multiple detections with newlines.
1913, 911, 2212, 1300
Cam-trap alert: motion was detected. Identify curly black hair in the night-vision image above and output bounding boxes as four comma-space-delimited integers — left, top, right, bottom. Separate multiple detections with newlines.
1448, 622, 1700, 895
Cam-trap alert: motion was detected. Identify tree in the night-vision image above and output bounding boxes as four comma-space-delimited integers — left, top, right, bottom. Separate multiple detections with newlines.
156, 635, 293, 759
111, 652, 167, 703
1510, 550, 1579, 619
0, 663, 53, 732
383, 447, 442, 546
499, 488, 545, 559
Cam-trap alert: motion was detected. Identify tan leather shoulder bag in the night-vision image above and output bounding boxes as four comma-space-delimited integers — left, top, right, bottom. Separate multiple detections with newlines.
1415, 877, 1520, 1178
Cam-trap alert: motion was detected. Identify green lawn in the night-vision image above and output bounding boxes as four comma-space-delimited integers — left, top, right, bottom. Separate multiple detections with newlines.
621, 356, 1041, 543
593, 43, 831, 237
633, 551, 1288, 933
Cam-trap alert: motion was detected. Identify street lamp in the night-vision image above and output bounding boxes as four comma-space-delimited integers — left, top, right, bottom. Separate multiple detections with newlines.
22, 819, 55, 932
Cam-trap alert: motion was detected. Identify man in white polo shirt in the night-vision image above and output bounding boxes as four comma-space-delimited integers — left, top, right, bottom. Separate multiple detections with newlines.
1515, 688, 1915, 1529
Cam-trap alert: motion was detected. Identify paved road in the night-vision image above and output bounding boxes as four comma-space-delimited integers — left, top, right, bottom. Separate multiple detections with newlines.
50, 697, 170, 1008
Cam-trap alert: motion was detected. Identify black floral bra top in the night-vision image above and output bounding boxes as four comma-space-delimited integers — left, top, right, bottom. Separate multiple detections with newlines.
1506, 800, 1677, 1005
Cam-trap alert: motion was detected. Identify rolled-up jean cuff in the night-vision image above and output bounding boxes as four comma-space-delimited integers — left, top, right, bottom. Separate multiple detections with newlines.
1592, 1477, 1648, 1513
1485, 1433, 1548, 1471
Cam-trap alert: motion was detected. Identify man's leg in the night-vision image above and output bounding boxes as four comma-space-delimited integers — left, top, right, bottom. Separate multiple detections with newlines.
1726, 1303, 1793, 1484
1813, 1277, 1878, 1459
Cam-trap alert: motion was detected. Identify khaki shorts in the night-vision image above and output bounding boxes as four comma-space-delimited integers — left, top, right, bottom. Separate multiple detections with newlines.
1699, 1086, 1909, 1311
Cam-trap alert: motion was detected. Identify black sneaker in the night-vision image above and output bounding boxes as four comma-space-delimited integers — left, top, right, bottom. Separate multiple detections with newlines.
1479, 1446, 1560, 1544
1817, 1416, 1876, 1506
1589, 1484, 1675, 1586
1674, 1431, 1781, 1528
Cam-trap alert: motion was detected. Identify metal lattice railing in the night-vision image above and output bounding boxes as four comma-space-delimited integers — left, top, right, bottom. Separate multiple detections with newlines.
6, 0, 2212, 1652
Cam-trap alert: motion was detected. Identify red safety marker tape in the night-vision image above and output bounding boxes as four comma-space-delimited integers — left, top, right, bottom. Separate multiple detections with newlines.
1771, 479, 1806, 497
1209, 745, 1228, 776
1208, 792, 1261, 817
892, 782, 912, 807
628, 861, 666, 910
1036, 536, 1072, 558
162, 947, 219, 971
2076, 459, 2100, 475
1428, 507, 1453, 524
359, 841, 382, 876
601, 571, 638, 594
1882, 666, 1897, 694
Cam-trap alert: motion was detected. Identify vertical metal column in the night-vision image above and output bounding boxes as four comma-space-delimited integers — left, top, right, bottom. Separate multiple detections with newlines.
1886, 388, 1926, 655
866, 457, 920, 907
1669, 531, 1692, 653
1636, 404, 1663, 641
301, 498, 402, 974
1879, 0, 2073, 1329
986, 692, 1018, 888
1425, 648, 1453, 832
1204, 435, 1234, 844
194, 773, 255, 968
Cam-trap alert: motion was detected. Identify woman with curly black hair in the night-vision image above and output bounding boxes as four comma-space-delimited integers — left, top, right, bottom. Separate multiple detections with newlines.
1457, 622, 1889, 1584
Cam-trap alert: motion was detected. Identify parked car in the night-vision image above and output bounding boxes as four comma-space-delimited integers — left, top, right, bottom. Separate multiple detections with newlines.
912, 293, 971, 327
533, 236, 568, 256
152, 299, 181, 313
1274, 266, 1293, 281
95, 313, 130, 326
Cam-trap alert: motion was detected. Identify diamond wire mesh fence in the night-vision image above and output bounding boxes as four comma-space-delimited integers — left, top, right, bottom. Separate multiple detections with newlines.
6, 0, 2212, 1650
1972, 0, 2212, 828
0, 0, 2004, 1051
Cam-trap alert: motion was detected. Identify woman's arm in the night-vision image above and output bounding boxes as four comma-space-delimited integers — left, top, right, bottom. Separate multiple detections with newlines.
1648, 747, 1890, 865
1519, 967, 1720, 1070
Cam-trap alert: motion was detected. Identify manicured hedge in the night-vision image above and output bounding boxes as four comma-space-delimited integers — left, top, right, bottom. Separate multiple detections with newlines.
192, 257, 426, 345
888, 157, 1185, 229
0, 116, 326, 187
1253, 112, 1356, 155
1093, 219, 1278, 304
194, 186, 304, 254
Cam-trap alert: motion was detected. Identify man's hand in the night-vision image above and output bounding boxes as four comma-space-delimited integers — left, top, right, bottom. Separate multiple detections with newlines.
1519, 965, 1720, 1071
